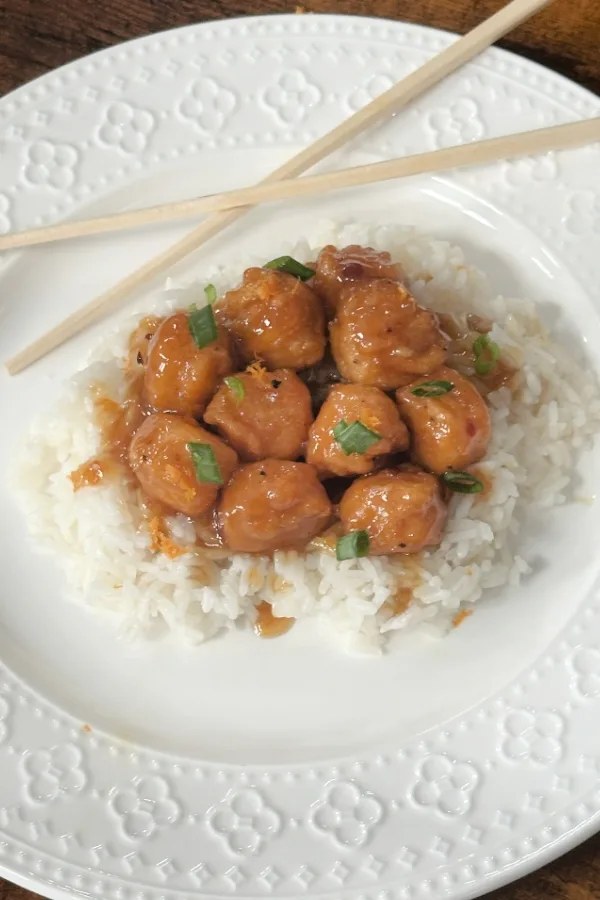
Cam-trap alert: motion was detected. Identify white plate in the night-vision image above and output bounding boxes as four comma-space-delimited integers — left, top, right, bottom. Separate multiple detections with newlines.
1, 13, 600, 900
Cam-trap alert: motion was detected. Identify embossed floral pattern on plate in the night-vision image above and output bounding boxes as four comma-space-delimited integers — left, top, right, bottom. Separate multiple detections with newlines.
110, 775, 181, 840
207, 788, 281, 856
310, 781, 384, 848
21, 743, 87, 804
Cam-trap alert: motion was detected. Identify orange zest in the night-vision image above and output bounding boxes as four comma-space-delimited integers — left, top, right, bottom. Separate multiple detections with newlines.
148, 516, 188, 559
361, 412, 381, 432
452, 609, 473, 628
246, 360, 270, 384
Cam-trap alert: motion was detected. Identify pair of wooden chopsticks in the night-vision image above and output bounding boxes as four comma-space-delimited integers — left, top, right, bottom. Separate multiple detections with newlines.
2, 118, 597, 254
5, 0, 560, 375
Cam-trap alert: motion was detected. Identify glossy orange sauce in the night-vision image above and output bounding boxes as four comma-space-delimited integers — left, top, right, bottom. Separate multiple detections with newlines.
127, 315, 164, 369
389, 587, 413, 616
69, 378, 146, 492
470, 465, 494, 500
69, 318, 165, 494
480, 356, 520, 393
438, 312, 519, 394
69, 458, 109, 491
194, 510, 224, 549
254, 601, 295, 638
67, 318, 193, 552
384, 554, 423, 619
306, 520, 344, 552
437, 311, 493, 340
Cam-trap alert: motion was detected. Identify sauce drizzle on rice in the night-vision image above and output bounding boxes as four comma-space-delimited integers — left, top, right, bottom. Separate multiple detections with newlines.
383, 553, 424, 619
67, 243, 501, 639
30, 227, 596, 653
69, 378, 147, 492
69, 458, 108, 491
438, 312, 520, 395
469, 465, 494, 500
254, 601, 295, 638
68, 370, 195, 560
389, 587, 413, 616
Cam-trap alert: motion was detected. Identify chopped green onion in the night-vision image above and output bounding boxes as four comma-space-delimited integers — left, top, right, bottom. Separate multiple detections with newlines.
411, 380, 454, 397
204, 283, 217, 305
336, 531, 370, 561
441, 470, 484, 494
264, 255, 316, 281
473, 333, 500, 376
188, 443, 223, 484
224, 375, 245, 403
188, 305, 218, 349
333, 419, 382, 455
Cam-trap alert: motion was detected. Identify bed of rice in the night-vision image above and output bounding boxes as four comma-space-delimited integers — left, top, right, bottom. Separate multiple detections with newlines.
13, 222, 600, 653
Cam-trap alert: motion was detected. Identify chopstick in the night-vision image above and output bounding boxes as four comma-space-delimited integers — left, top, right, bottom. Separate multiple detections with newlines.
5, 0, 554, 376
0, 118, 595, 252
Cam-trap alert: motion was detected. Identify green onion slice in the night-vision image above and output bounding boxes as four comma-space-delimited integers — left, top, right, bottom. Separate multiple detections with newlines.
264, 255, 316, 281
336, 531, 370, 561
473, 333, 500, 376
188, 305, 218, 349
204, 283, 217, 305
333, 419, 382, 455
188, 443, 223, 484
411, 380, 454, 397
224, 375, 245, 403
441, 470, 484, 494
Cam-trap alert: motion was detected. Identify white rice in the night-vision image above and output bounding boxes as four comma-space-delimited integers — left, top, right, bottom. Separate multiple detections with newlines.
13, 223, 600, 653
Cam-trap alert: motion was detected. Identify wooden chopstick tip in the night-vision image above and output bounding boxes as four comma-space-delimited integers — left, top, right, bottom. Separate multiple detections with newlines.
5, 352, 29, 376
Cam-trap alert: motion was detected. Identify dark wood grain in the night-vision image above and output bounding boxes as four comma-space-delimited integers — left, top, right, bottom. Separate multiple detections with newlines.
2, 0, 600, 96
1, 0, 599, 898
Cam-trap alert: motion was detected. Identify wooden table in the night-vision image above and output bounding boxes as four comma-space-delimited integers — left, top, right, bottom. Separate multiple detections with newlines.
1, 0, 600, 898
